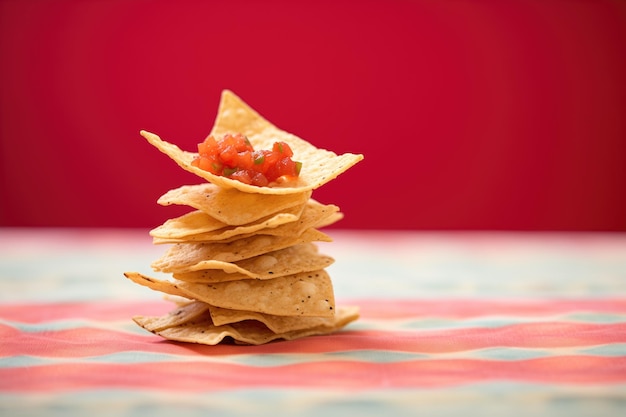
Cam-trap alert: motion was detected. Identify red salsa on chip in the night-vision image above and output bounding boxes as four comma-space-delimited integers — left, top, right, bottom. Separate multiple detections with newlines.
191, 133, 302, 187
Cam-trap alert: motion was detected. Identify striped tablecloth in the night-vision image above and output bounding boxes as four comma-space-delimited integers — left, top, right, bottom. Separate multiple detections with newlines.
1, 228, 625, 416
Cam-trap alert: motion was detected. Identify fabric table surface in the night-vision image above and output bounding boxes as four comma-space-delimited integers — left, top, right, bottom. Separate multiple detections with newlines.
1, 228, 625, 416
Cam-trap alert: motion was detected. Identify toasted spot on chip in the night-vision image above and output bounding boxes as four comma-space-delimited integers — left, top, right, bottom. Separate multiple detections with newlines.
254, 255, 279, 270
140, 90, 363, 194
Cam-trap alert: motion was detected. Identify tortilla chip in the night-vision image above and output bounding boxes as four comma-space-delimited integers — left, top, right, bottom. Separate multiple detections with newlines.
157, 183, 312, 225
132, 301, 210, 332
314, 211, 344, 228
151, 228, 332, 273
143, 306, 359, 345
152, 200, 339, 244
149, 202, 304, 241
125, 270, 336, 317
140, 90, 363, 195
208, 304, 355, 334
172, 243, 334, 282
123, 271, 189, 299
179, 270, 335, 317
149, 210, 228, 239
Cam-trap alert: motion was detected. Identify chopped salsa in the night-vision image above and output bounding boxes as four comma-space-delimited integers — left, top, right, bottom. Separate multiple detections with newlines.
191, 133, 302, 187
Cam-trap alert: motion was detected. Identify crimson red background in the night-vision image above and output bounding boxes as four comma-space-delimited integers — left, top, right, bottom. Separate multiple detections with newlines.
1, 0, 625, 230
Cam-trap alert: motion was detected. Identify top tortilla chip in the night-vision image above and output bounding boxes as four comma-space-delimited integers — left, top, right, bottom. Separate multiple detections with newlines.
140, 90, 363, 194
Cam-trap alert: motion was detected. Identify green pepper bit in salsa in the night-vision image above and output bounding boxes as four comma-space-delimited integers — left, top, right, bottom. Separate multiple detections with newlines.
191, 133, 302, 187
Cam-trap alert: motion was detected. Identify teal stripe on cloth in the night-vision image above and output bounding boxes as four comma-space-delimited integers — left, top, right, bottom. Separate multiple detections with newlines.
2, 384, 626, 417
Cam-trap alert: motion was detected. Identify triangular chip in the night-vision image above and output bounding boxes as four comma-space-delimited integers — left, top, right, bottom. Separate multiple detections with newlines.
125, 270, 336, 317
141, 306, 359, 345
149, 210, 228, 239
157, 183, 311, 225
172, 243, 334, 282
140, 90, 363, 194
314, 211, 344, 229
177, 270, 335, 317
149, 202, 304, 241
207, 304, 356, 334
133, 301, 211, 332
124, 271, 188, 299
151, 228, 332, 273
153, 200, 339, 244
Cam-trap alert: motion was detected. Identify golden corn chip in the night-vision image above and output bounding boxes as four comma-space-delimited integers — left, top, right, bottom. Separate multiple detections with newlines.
152, 200, 339, 244
125, 270, 336, 317
132, 301, 210, 333
149, 202, 304, 241
314, 211, 344, 229
177, 269, 335, 317
157, 183, 312, 225
148, 210, 228, 239
140, 90, 363, 195
173, 243, 334, 283
151, 228, 332, 273
138, 306, 359, 346
207, 304, 357, 334
123, 272, 188, 299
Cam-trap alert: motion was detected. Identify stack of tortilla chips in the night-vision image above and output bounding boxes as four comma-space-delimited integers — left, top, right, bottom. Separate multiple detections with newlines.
124, 90, 364, 345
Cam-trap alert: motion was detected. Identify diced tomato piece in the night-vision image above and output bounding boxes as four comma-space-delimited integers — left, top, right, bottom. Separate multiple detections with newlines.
191, 155, 221, 174
234, 151, 254, 170
224, 133, 253, 153
218, 145, 238, 166
197, 135, 218, 155
262, 150, 281, 174
252, 150, 266, 168
266, 157, 296, 182
229, 169, 252, 185
272, 141, 293, 157
250, 171, 269, 187
277, 158, 292, 177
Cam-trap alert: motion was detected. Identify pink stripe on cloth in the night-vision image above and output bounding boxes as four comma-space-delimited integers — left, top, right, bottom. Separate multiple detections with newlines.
2, 321, 626, 358
2, 356, 625, 392
322, 322, 626, 353
3, 298, 626, 323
